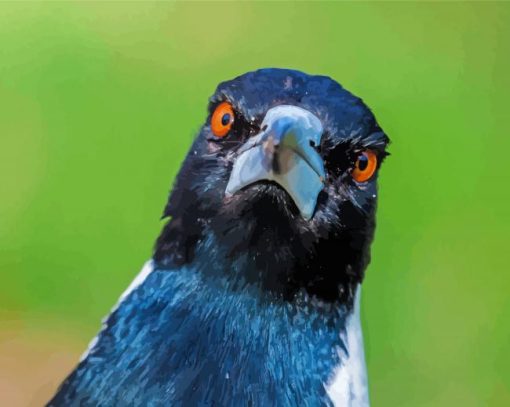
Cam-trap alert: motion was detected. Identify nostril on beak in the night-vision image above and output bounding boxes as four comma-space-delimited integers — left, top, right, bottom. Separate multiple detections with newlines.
309, 139, 322, 154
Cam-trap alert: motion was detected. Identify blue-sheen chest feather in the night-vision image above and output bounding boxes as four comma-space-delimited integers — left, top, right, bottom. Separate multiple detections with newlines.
49, 241, 350, 406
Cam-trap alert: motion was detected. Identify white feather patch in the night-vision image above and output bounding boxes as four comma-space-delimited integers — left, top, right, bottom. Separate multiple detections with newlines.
118, 260, 154, 303
325, 286, 370, 406
79, 260, 154, 362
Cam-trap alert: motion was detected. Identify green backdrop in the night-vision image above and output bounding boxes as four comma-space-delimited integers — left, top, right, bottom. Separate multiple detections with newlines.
1, 2, 509, 406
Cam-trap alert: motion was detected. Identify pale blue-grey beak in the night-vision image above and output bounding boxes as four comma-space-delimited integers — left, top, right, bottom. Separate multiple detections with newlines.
225, 105, 325, 220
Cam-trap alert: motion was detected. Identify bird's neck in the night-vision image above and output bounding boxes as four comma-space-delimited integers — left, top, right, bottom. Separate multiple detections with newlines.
154, 258, 370, 406
197, 259, 370, 406
154, 226, 370, 405
155, 215, 369, 305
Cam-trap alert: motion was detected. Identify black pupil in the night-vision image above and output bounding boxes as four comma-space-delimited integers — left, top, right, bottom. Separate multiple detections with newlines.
357, 154, 369, 171
221, 113, 231, 126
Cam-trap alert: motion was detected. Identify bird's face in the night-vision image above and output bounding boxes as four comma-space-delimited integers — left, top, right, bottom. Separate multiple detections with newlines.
156, 69, 389, 303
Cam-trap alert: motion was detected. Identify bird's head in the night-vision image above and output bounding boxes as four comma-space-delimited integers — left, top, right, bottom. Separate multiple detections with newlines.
155, 68, 389, 304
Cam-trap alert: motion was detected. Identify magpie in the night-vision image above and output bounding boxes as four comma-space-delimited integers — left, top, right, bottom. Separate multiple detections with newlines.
49, 68, 389, 406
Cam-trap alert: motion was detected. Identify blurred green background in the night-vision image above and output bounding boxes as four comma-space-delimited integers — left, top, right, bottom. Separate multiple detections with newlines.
1, 2, 509, 406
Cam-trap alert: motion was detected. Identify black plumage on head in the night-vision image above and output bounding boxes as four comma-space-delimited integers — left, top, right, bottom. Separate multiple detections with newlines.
155, 68, 389, 306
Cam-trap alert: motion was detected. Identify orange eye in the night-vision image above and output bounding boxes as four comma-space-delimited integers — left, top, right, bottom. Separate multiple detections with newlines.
211, 102, 235, 138
352, 150, 378, 183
